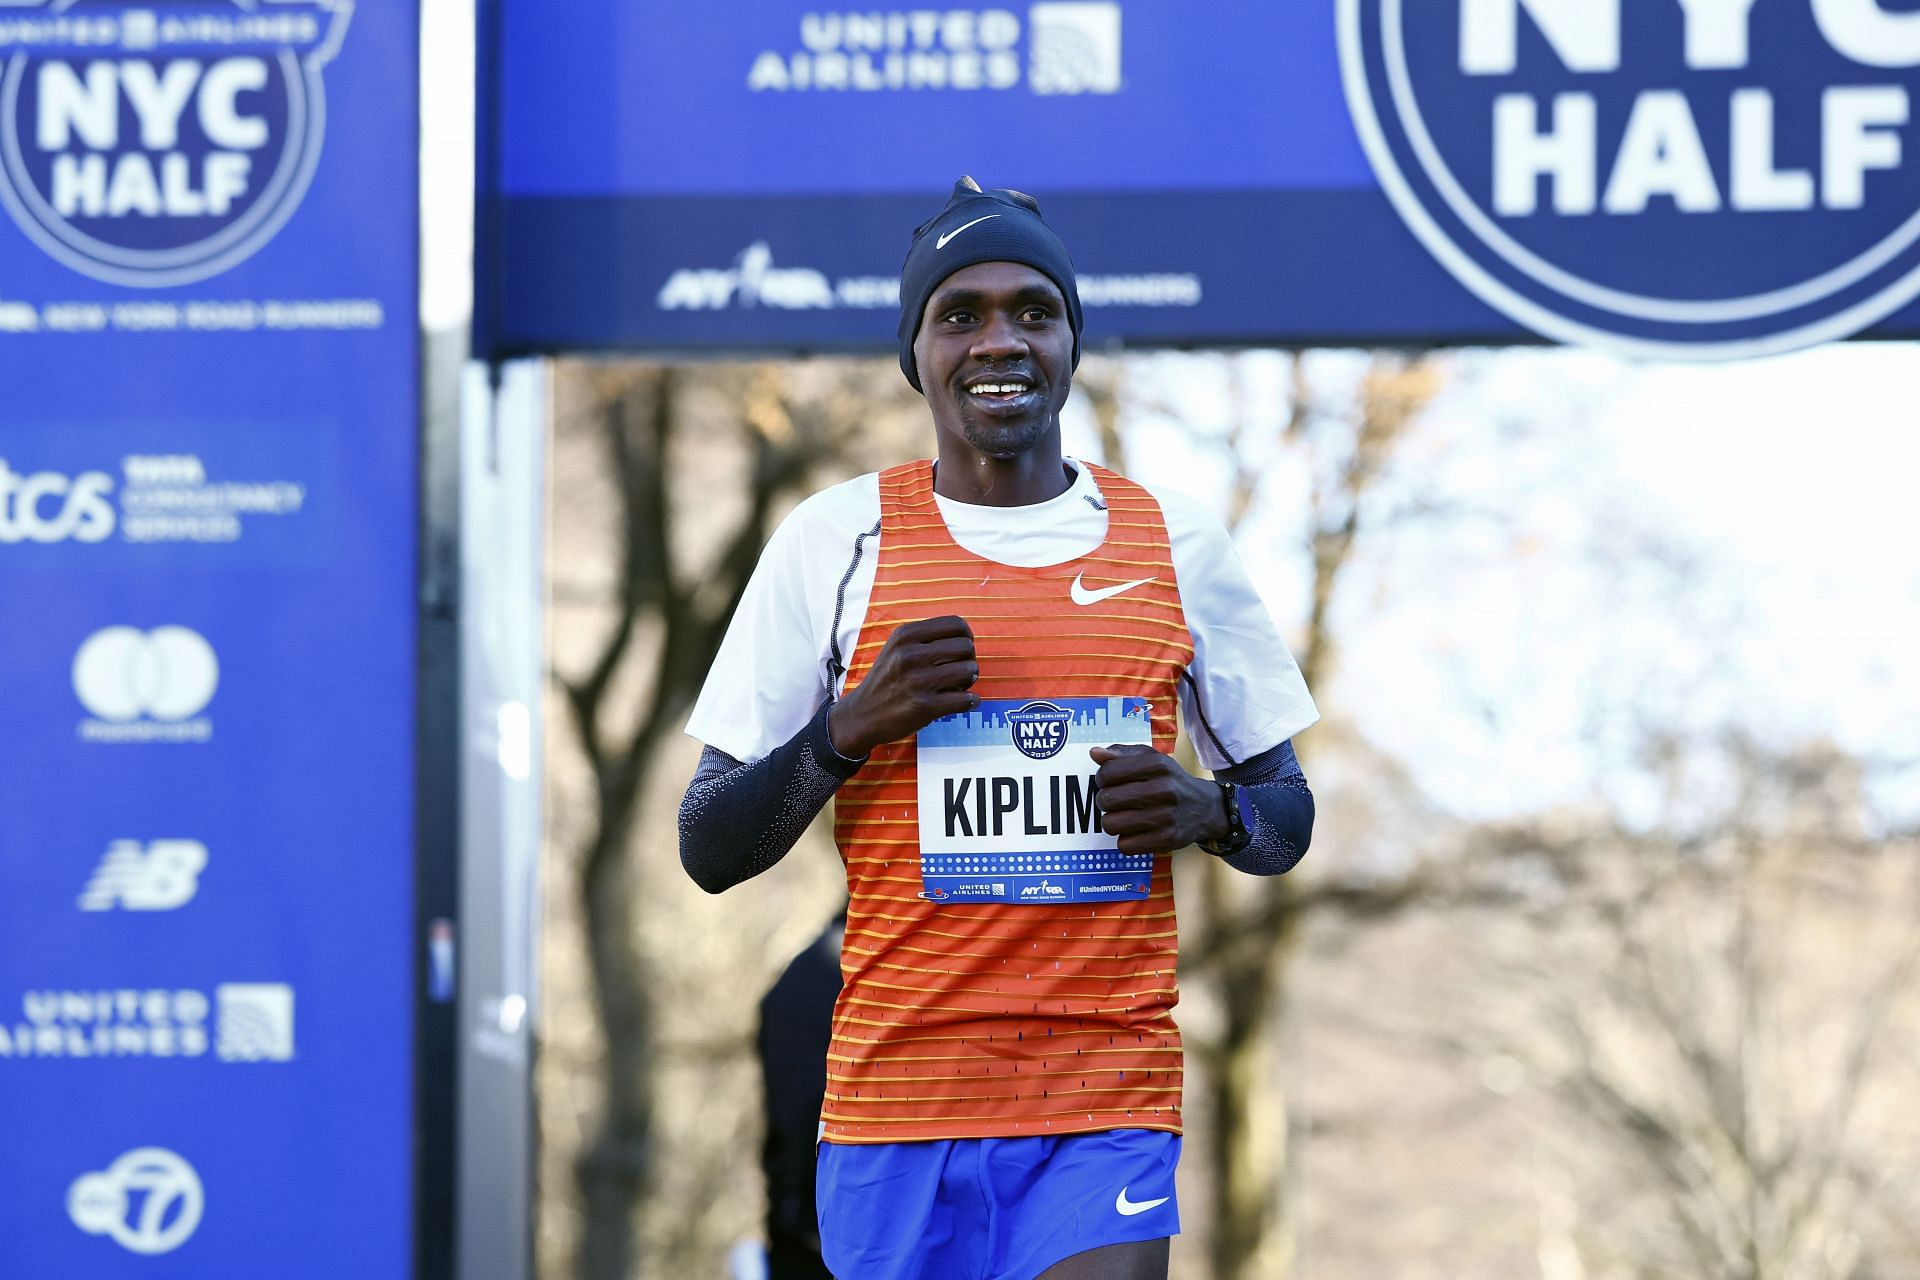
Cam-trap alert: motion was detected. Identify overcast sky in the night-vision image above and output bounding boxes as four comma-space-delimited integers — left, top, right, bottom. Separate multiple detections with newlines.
1066, 344, 1920, 828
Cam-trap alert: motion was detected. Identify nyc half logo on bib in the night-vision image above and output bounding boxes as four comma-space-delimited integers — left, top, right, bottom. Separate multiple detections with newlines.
0, 0, 352, 287
916, 695, 1154, 906
1340, 0, 1920, 358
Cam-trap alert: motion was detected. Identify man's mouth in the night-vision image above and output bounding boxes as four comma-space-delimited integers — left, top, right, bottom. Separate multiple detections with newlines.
964, 377, 1038, 411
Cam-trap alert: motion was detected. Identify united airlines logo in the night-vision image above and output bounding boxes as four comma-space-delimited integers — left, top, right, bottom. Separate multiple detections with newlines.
0, 0, 354, 287
1339, 0, 1920, 358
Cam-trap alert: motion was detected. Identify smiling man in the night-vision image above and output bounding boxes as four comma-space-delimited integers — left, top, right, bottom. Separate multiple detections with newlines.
679, 178, 1320, 1280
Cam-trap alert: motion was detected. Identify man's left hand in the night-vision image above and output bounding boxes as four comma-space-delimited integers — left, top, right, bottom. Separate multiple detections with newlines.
1089, 743, 1230, 855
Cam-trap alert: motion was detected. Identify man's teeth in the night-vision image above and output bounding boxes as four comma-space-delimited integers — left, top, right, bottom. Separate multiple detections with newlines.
970, 383, 1031, 394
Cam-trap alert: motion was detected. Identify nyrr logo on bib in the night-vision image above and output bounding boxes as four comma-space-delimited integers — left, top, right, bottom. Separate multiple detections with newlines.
1339, 0, 1920, 358
1006, 700, 1073, 761
0, 0, 352, 288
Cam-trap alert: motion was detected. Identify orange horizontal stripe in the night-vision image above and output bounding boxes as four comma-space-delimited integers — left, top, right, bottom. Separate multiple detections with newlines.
858, 963, 1176, 988
826, 1087, 1183, 1107
821, 1104, 1179, 1126
840, 996, 1160, 1020
834, 1022, 1178, 1041
855, 621, 1190, 645
829, 1009, 1180, 1033
829, 1074, 1182, 1090
850, 926, 1179, 947
875, 538, 1170, 554
842, 946, 1173, 967
859, 598, 1182, 621
877, 509, 1164, 526
854, 977, 1178, 999
825, 1128, 1182, 1143
830, 1047, 1182, 1067
849, 906, 1179, 926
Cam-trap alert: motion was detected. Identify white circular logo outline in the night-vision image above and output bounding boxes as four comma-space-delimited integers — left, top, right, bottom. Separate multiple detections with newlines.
0, 4, 343, 289
1337, 0, 1920, 359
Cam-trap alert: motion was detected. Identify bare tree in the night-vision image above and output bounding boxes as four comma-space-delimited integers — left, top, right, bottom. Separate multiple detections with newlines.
1455, 737, 1920, 1279
1148, 350, 1450, 1279
551, 362, 900, 1280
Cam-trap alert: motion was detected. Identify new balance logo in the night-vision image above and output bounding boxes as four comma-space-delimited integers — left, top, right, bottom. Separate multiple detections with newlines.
78, 841, 206, 912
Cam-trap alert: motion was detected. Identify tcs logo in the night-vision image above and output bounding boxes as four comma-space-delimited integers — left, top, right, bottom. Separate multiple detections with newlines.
0, 458, 114, 543
1341, 0, 1920, 357
0, 0, 353, 287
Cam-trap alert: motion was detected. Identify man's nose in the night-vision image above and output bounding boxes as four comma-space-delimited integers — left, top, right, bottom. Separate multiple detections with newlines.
971, 311, 1028, 360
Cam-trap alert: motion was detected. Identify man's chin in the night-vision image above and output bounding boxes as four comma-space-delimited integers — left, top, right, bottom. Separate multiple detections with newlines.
960, 416, 1053, 459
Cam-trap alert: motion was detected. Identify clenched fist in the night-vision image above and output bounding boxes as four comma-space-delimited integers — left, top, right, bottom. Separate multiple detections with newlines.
1089, 743, 1231, 855
828, 615, 980, 759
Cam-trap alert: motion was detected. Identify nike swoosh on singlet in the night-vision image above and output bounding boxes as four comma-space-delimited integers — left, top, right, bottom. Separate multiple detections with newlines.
936, 214, 1001, 249
1071, 573, 1157, 607
1115, 1187, 1171, 1217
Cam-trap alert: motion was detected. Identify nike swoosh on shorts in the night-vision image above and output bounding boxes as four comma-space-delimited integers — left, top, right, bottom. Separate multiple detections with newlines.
1115, 1187, 1171, 1216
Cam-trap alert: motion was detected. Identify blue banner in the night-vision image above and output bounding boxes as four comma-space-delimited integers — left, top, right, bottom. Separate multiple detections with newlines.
0, 2, 420, 1275
480, 0, 1920, 357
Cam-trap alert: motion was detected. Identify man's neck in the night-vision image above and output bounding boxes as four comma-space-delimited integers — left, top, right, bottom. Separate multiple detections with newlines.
932, 446, 1074, 508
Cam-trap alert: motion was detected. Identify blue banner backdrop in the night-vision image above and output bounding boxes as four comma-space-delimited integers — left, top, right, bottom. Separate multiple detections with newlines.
479, 0, 1920, 358
0, 2, 420, 1275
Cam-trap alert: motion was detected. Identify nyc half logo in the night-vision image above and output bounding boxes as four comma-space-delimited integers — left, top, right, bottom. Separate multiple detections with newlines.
0, 0, 353, 287
1340, 0, 1920, 358
1007, 700, 1073, 760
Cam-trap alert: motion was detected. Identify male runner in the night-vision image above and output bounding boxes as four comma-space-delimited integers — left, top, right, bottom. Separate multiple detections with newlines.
680, 178, 1318, 1280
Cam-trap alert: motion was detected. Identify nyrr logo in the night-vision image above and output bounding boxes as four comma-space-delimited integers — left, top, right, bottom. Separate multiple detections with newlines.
0, 0, 353, 287
1339, 0, 1920, 358
1007, 699, 1073, 760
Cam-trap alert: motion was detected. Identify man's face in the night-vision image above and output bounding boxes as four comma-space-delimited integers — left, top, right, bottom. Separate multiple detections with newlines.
913, 261, 1074, 462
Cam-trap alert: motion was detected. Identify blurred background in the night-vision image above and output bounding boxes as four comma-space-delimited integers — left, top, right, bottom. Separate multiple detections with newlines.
2, 2, 1917, 1278
535, 348, 1920, 1280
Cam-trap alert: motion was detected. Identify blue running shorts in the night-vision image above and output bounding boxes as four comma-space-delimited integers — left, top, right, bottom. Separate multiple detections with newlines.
816, 1128, 1181, 1280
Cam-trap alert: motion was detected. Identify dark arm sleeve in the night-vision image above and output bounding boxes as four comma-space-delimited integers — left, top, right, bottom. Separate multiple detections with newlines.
677, 701, 864, 894
1213, 739, 1314, 876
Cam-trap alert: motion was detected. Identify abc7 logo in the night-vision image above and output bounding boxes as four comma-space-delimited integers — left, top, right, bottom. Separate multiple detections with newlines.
68, 1148, 205, 1256
71, 626, 219, 721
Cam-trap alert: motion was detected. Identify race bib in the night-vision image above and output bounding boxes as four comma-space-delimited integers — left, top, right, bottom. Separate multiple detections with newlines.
915, 695, 1155, 905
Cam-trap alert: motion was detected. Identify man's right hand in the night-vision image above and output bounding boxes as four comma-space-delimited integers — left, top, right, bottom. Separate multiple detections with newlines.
828, 615, 979, 759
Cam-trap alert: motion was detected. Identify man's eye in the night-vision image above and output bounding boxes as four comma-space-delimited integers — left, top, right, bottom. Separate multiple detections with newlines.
1021, 308, 1053, 322
945, 311, 976, 324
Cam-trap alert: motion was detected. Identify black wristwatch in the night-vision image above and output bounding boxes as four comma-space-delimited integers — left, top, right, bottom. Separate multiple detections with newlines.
1198, 781, 1251, 857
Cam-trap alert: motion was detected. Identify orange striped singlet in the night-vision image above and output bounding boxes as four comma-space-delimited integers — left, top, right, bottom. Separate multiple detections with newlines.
824, 459, 1195, 1144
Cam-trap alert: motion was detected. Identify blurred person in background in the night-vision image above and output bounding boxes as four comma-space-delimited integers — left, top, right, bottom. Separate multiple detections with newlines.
757, 913, 845, 1280
680, 177, 1318, 1280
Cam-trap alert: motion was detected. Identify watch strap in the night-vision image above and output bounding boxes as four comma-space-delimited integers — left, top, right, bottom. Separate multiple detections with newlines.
1198, 780, 1251, 856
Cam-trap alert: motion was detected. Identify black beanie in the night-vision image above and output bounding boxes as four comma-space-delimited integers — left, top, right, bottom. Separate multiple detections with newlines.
897, 176, 1084, 392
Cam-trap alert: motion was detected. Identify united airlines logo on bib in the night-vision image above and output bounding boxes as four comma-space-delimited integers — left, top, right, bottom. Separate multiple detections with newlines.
1339, 0, 1920, 358
0, 0, 353, 288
